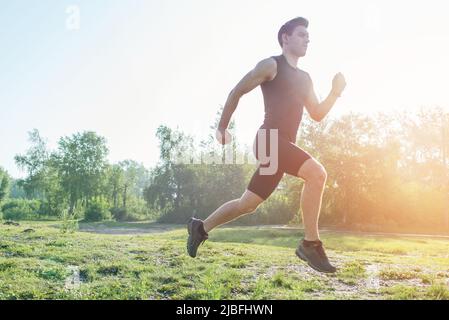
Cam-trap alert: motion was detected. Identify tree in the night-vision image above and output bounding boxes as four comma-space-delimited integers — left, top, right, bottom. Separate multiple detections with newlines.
14, 129, 49, 199
9, 179, 26, 199
52, 131, 109, 214
0, 167, 10, 204
106, 164, 124, 208
13, 130, 67, 216
118, 160, 147, 209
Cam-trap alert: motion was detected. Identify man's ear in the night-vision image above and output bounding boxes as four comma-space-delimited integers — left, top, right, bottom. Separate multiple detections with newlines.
282, 33, 288, 46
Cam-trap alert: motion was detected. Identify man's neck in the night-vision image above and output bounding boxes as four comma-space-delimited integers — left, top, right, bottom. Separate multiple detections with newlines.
282, 51, 300, 69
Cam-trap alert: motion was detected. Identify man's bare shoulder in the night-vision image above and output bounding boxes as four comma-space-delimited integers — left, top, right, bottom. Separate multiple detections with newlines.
254, 57, 277, 81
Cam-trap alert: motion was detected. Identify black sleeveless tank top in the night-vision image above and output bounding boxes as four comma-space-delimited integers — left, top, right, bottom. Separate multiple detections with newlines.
260, 54, 312, 142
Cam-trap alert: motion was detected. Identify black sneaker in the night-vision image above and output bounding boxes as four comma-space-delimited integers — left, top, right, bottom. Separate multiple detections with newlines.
295, 239, 337, 273
187, 218, 208, 258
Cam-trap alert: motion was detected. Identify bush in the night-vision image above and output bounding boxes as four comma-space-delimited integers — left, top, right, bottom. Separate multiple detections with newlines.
84, 199, 111, 222
126, 197, 152, 218
110, 207, 128, 222
1, 199, 41, 220
236, 193, 294, 226
59, 208, 79, 233
110, 207, 146, 222
39, 198, 67, 217
111, 198, 152, 222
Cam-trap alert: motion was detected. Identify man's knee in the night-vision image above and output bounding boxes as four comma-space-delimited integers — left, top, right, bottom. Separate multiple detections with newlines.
315, 166, 327, 185
299, 159, 327, 186
237, 191, 264, 214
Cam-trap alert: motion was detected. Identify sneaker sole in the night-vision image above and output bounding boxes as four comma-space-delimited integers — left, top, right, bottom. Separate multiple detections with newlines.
186, 221, 196, 258
295, 248, 336, 274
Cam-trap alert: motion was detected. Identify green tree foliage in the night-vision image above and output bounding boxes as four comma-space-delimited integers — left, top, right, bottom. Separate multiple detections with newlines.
0, 167, 10, 204
84, 198, 111, 222
106, 164, 124, 209
9, 179, 26, 199
14, 130, 65, 216
51, 131, 109, 214
1, 199, 41, 220
0, 167, 11, 219
14, 129, 49, 199
118, 160, 144, 208
12, 130, 152, 222
103, 161, 151, 221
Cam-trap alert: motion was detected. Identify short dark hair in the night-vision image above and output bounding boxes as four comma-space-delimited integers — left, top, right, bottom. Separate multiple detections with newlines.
278, 17, 309, 47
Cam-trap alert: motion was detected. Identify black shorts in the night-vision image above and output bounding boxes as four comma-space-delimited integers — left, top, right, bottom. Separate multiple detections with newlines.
247, 126, 312, 200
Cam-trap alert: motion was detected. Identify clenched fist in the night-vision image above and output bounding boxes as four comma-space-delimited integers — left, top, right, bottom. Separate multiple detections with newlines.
215, 128, 232, 145
331, 72, 346, 96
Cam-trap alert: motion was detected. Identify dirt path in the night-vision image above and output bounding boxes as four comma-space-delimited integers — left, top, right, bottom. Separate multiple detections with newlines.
78, 224, 181, 235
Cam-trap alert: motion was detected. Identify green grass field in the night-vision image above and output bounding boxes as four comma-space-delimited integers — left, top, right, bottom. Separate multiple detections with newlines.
0, 221, 448, 300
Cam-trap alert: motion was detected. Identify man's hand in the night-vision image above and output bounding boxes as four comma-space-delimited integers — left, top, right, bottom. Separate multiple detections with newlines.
331, 72, 346, 97
215, 128, 232, 145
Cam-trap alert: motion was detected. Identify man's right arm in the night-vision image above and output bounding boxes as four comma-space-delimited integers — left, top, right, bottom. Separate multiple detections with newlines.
217, 58, 277, 130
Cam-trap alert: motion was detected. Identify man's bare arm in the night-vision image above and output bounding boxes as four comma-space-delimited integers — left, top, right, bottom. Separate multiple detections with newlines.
304, 73, 346, 122
217, 58, 277, 130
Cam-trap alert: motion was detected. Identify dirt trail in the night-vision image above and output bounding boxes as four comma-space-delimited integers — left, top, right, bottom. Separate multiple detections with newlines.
79, 224, 181, 235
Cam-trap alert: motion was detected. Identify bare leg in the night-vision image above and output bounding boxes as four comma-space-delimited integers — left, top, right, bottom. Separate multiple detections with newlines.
203, 189, 264, 233
297, 158, 327, 241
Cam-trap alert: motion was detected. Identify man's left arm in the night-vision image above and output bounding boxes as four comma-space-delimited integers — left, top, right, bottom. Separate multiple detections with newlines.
304, 73, 346, 122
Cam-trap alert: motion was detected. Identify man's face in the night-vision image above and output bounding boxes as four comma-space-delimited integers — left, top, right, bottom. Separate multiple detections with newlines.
283, 25, 309, 57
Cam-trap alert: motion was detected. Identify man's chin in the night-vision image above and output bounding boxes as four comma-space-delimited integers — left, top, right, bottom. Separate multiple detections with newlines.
297, 49, 307, 57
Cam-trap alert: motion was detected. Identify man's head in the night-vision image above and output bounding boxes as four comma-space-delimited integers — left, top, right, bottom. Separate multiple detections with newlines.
278, 17, 309, 57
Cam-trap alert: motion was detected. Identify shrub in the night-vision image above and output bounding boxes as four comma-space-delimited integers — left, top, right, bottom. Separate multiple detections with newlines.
59, 208, 79, 233
125, 197, 152, 219
110, 207, 128, 222
39, 199, 67, 217
1, 199, 41, 220
236, 193, 294, 226
84, 199, 111, 222
110, 207, 146, 222
111, 197, 152, 222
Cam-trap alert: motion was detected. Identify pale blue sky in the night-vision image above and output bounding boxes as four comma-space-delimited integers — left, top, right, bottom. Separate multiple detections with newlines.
1, 0, 449, 178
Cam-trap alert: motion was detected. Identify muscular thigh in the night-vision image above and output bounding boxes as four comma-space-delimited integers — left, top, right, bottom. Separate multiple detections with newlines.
277, 137, 312, 177
248, 131, 311, 200
247, 166, 284, 201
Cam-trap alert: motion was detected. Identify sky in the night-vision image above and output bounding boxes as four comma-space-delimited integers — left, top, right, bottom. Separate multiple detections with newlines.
1, 0, 449, 178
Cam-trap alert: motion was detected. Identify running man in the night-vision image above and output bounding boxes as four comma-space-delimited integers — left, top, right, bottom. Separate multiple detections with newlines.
187, 17, 346, 273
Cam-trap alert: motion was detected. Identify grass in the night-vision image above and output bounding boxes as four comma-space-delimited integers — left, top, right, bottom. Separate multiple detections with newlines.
337, 261, 367, 285
0, 221, 448, 300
